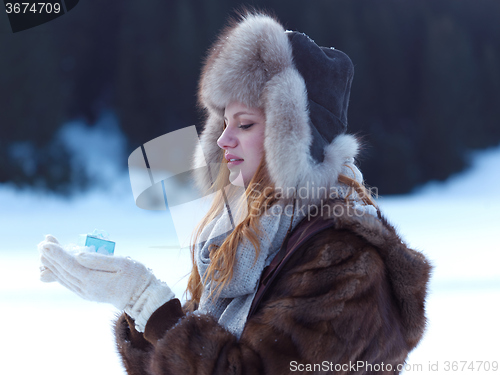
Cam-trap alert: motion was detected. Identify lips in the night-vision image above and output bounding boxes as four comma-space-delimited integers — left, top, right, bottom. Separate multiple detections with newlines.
227, 159, 243, 168
225, 153, 244, 168
225, 153, 244, 162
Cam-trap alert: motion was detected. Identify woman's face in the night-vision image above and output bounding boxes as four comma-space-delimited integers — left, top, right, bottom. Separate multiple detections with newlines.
217, 101, 266, 188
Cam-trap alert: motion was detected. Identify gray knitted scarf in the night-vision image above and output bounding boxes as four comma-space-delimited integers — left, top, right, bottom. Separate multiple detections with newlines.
195, 199, 306, 339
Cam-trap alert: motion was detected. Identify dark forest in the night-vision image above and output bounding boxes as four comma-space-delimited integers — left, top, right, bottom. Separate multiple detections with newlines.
1, 0, 499, 195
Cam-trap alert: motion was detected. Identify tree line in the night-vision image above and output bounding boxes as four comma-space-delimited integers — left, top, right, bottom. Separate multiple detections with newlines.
1, 0, 499, 194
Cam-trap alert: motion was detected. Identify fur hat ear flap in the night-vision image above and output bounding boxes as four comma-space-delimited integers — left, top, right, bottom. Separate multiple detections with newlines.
262, 68, 312, 193
191, 113, 225, 195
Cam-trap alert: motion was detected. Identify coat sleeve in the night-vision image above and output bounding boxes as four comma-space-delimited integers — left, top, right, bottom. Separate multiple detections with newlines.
114, 298, 187, 375
114, 297, 264, 375
114, 228, 420, 375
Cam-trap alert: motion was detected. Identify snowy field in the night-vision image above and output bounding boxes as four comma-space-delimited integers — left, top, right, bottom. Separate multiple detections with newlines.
1, 124, 499, 374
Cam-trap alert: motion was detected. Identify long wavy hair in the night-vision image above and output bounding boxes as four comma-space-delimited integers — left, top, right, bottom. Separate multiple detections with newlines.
184, 132, 377, 309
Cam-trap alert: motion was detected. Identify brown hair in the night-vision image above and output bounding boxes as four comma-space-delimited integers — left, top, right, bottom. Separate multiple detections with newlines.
338, 164, 378, 207
184, 147, 279, 309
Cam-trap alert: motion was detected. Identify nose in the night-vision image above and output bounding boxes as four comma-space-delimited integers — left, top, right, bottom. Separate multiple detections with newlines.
217, 127, 237, 150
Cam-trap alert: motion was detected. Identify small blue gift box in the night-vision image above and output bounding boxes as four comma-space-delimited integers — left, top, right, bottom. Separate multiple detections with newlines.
78, 230, 115, 255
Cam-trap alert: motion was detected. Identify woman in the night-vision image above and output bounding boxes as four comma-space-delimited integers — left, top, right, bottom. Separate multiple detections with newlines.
38, 12, 431, 374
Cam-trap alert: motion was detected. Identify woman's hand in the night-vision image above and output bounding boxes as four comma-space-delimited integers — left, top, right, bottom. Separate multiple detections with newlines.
38, 235, 175, 332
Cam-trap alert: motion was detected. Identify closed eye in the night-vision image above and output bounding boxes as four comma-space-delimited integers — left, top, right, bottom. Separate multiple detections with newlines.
239, 124, 254, 130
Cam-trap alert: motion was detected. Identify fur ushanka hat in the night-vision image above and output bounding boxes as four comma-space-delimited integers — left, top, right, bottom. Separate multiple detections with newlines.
192, 12, 360, 205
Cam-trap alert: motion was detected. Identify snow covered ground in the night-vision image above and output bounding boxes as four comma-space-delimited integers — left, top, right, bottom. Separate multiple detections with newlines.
377, 145, 500, 374
1, 129, 499, 374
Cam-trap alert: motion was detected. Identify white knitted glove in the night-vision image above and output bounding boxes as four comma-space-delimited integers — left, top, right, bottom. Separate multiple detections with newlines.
38, 235, 175, 332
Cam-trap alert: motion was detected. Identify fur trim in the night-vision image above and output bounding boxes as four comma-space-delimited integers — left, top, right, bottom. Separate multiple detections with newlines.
199, 13, 293, 113
195, 13, 360, 201
327, 203, 432, 348
191, 114, 222, 195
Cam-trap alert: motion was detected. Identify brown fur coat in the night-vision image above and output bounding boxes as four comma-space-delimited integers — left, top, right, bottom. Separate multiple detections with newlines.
114, 201, 431, 374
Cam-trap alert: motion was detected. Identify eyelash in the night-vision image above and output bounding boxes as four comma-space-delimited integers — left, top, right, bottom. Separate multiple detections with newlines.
239, 124, 254, 130
223, 123, 254, 130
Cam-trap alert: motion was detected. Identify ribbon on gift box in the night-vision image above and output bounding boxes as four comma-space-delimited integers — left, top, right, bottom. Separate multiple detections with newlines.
79, 230, 115, 255
89, 229, 110, 240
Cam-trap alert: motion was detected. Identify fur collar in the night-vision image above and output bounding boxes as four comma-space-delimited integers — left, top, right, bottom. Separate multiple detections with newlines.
322, 200, 432, 349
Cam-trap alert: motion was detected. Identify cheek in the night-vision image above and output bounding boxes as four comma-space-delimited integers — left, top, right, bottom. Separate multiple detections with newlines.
254, 128, 266, 151
248, 134, 265, 160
